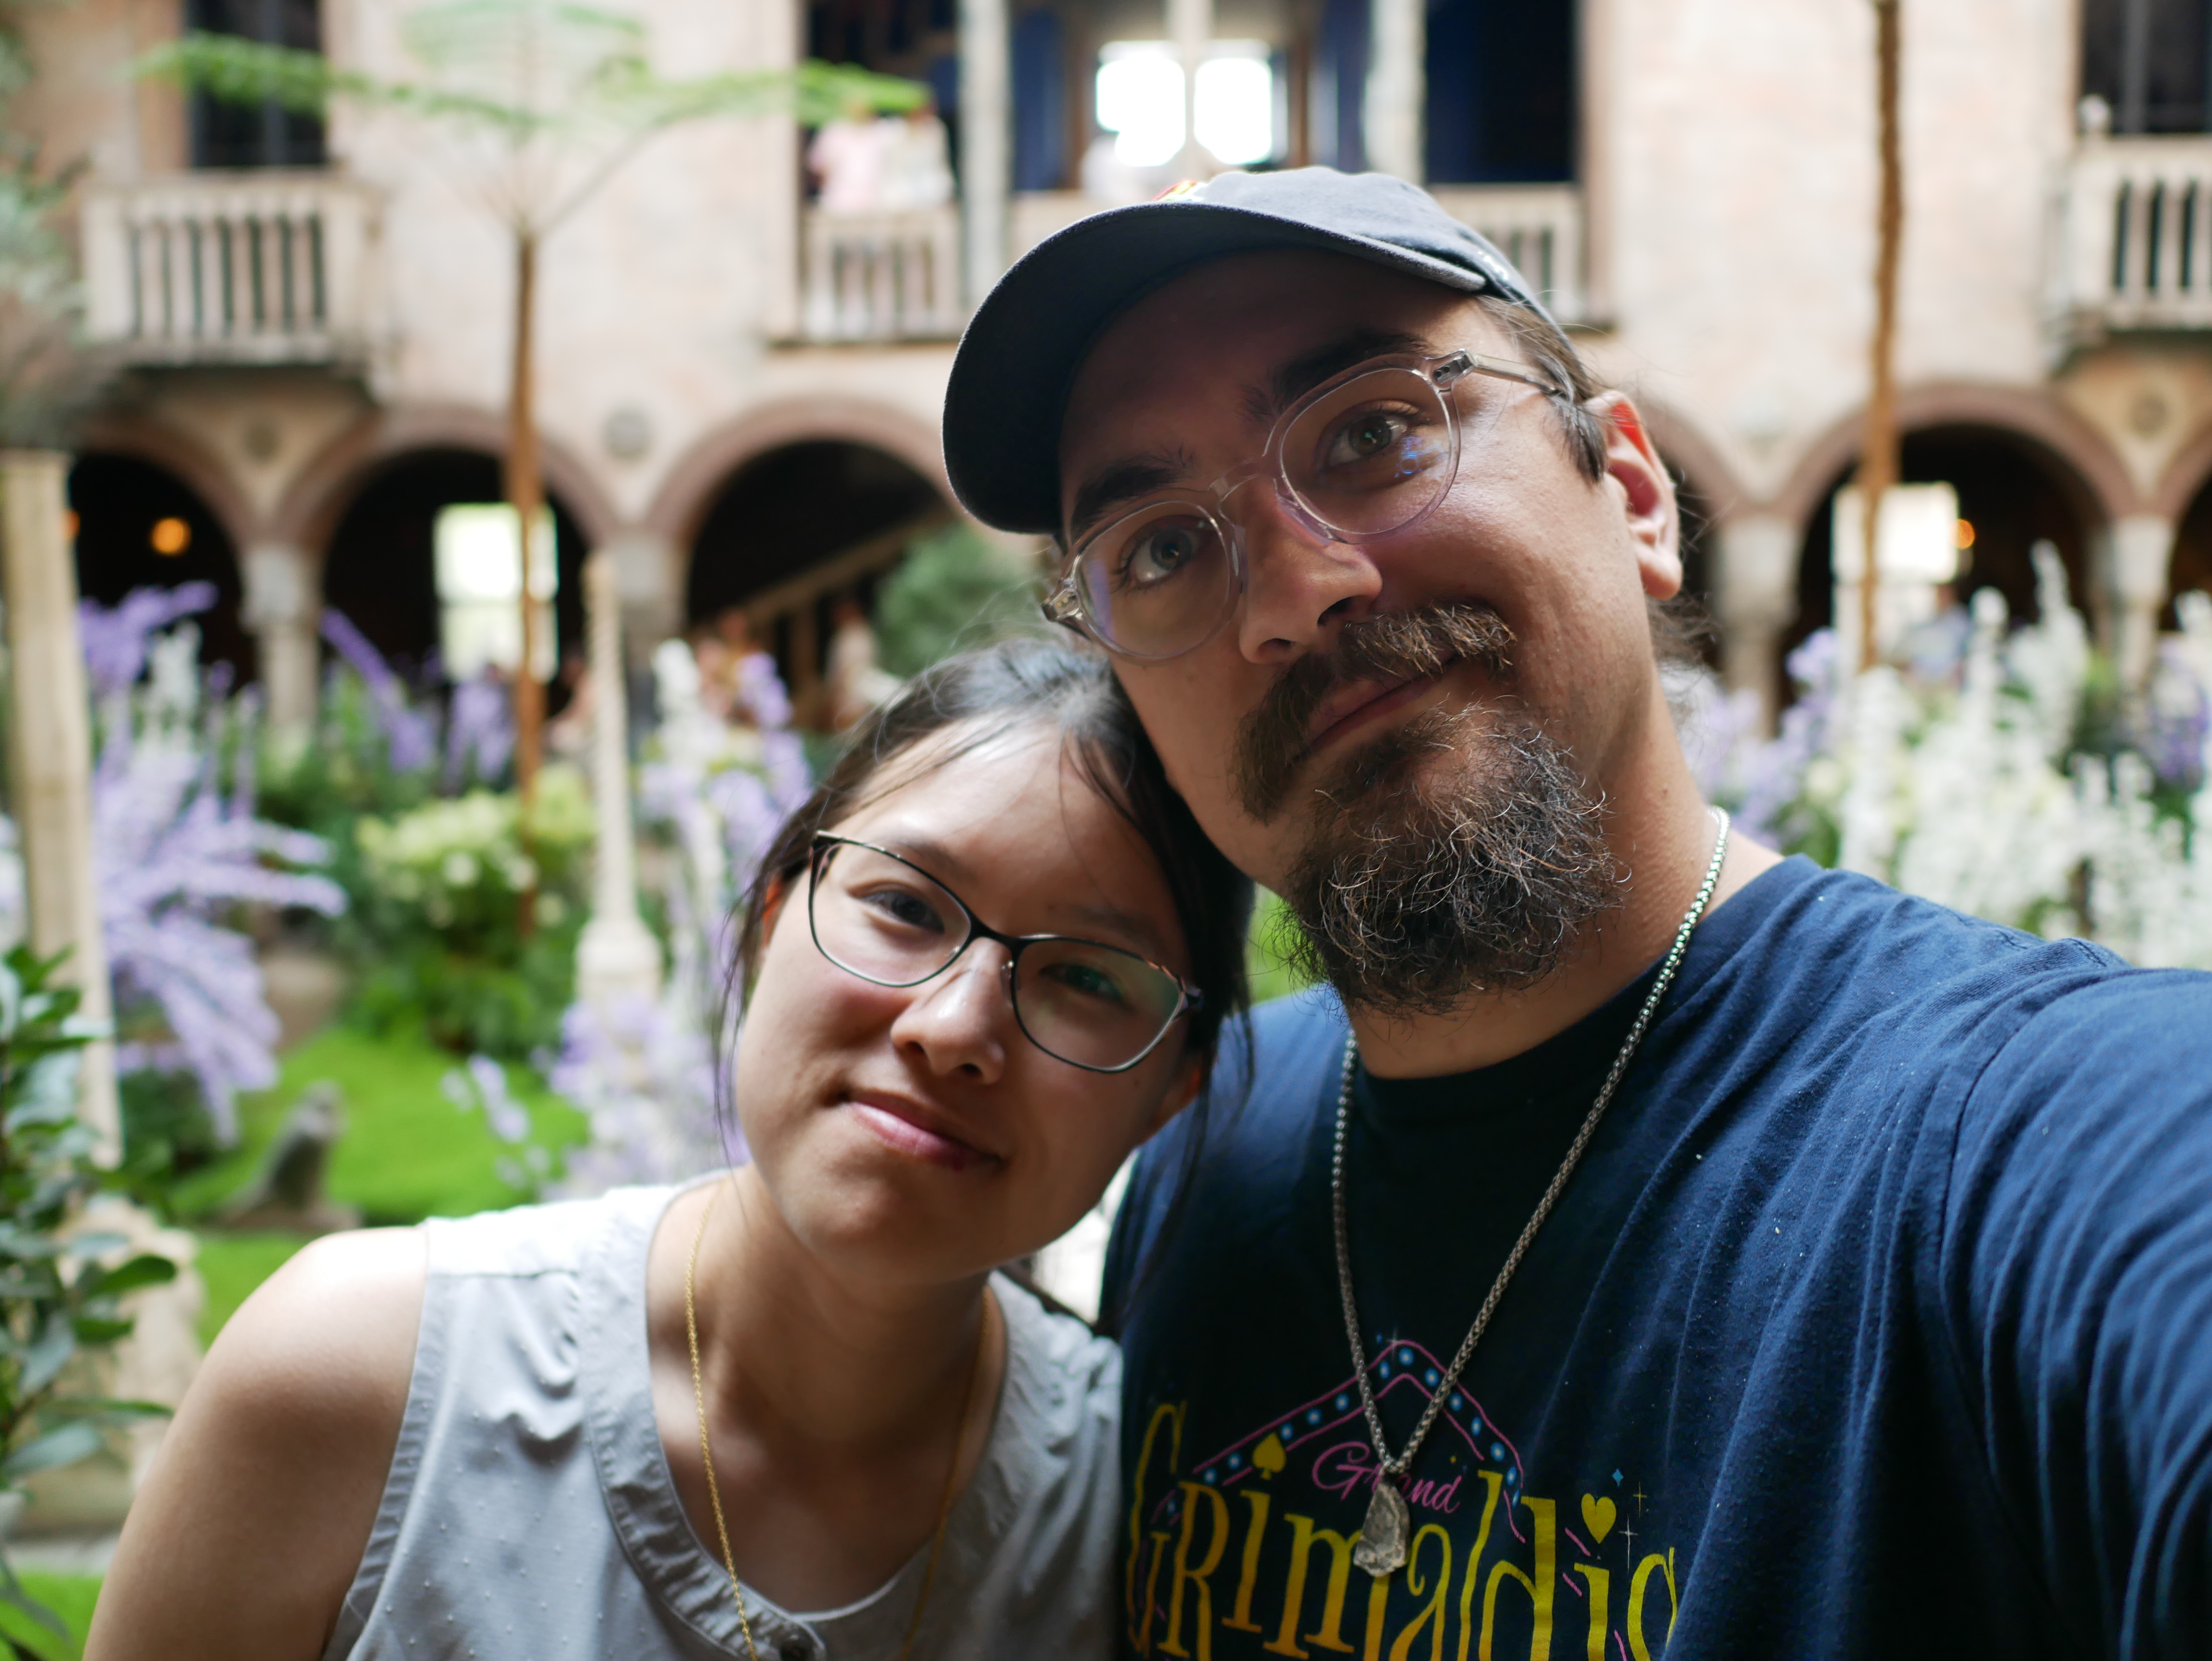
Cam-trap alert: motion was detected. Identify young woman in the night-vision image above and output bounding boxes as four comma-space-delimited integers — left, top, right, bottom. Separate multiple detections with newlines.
89, 639, 1251, 1661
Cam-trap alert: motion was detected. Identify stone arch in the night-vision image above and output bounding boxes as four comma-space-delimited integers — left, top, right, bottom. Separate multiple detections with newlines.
78, 411, 257, 551
2150, 414, 2212, 522
267, 402, 623, 556
643, 396, 951, 550
1772, 382, 2136, 539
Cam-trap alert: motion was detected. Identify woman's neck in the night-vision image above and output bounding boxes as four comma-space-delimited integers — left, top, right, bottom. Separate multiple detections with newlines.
647, 1173, 1006, 1613
705, 1168, 994, 1449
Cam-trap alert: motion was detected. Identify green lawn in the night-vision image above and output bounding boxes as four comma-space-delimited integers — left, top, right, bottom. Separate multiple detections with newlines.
0, 1570, 103, 1657
178, 1021, 589, 1344
1247, 890, 1315, 1006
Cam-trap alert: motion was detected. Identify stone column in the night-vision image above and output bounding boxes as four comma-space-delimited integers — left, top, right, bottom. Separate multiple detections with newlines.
1715, 512, 1801, 731
960, 0, 1011, 307
1366, 0, 1424, 182
242, 542, 321, 738
0, 452, 119, 1161
1169, 0, 1212, 174
2108, 513, 2174, 691
575, 550, 661, 1008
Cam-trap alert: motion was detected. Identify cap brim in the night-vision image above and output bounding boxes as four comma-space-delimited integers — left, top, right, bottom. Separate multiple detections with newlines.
942, 198, 1493, 535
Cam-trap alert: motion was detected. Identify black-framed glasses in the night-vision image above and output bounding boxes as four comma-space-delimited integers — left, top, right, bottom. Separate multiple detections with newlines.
1043, 347, 1561, 662
806, 834, 1203, 1074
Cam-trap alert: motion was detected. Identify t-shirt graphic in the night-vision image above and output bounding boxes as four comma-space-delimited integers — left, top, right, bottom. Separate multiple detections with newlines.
1104, 860, 2212, 1661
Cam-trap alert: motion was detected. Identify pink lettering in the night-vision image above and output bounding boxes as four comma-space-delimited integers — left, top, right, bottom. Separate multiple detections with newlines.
1308, 1439, 1379, 1500
1307, 1444, 1466, 1515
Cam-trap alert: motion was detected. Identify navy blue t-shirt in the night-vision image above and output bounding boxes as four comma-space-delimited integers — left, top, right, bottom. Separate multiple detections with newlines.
1102, 857, 2212, 1661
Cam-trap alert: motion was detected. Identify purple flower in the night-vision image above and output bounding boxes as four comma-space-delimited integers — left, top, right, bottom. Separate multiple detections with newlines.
79, 584, 217, 697
444, 673, 515, 790
444, 1053, 532, 1144
736, 651, 794, 731
1733, 631, 1842, 845
320, 608, 437, 775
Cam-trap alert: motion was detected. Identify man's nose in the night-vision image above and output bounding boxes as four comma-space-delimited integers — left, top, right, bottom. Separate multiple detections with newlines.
889, 945, 1011, 1082
1231, 485, 1383, 665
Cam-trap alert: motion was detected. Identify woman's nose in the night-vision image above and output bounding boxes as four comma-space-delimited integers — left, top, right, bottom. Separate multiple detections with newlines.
888, 945, 1012, 1082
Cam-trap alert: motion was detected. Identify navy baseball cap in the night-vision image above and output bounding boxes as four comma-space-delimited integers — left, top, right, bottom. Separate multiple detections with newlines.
941, 166, 1549, 535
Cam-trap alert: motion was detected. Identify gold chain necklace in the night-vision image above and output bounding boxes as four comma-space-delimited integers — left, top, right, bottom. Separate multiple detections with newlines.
685, 1178, 988, 1661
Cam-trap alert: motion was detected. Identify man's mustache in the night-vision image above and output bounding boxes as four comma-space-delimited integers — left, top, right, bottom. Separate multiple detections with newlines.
1232, 602, 1516, 821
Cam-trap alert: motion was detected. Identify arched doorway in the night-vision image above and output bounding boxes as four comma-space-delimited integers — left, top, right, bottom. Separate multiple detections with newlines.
322, 448, 588, 694
686, 440, 950, 725
2164, 468, 2212, 625
68, 452, 255, 681
1783, 425, 2101, 675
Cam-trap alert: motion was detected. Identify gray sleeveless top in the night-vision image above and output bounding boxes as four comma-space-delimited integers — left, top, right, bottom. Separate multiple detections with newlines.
321, 1183, 1121, 1661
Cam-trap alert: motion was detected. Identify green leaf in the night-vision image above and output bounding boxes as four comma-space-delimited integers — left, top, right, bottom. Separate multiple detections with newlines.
64, 1317, 129, 1347
15, 1317, 71, 1399
74, 1254, 174, 1299
40, 1398, 170, 1423
1, 1422, 102, 1481
0, 1552, 71, 1655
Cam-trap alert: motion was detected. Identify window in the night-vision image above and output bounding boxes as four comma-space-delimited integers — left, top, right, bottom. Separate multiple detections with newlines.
1423, 0, 1576, 184
2082, 0, 2212, 133
187, 0, 327, 168
1095, 41, 1277, 171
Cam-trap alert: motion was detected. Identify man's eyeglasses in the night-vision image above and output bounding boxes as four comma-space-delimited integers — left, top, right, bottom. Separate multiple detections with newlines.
807, 834, 1202, 1074
1044, 348, 1559, 662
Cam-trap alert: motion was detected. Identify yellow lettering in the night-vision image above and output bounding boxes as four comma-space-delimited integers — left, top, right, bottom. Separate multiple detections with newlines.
1264, 1513, 1359, 1656
1626, 1550, 1677, 1661
1362, 1572, 1391, 1660
1570, 1566, 1610, 1661
1388, 1526, 1452, 1661
1161, 1483, 1233, 1660
1478, 1497, 1556, 1661
1226, 1491, 1271, 1633
1453, 1473, 1508, 1661
1127, 1405, 1186, 1651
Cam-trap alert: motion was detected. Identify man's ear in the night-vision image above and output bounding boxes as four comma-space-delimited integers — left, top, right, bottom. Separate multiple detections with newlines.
1589, 391, 1683, 600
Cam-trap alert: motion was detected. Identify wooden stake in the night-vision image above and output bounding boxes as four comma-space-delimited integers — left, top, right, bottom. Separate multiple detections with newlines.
508, 228, 546, 804
1859, 0, 1903, 671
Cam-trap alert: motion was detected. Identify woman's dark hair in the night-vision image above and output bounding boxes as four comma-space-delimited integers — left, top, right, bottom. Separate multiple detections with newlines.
727, 636, 1254, 1320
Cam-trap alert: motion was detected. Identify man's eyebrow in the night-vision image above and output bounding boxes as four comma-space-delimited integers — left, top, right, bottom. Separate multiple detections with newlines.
1246, 328, 1437, 427
1067, 447, 1197, 542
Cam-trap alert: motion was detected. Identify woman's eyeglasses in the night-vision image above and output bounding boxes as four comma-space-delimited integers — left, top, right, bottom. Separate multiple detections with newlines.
806, 834, 1202, 1074
1044, 347, 1560, 662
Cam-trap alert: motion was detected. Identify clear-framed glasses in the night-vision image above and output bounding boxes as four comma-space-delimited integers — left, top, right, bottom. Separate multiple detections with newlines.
806, 834, 1203, 1074
1044, 348, 1560, 662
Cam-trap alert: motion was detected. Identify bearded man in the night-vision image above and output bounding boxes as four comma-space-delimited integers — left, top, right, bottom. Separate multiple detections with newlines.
942, 169, 2212, 1660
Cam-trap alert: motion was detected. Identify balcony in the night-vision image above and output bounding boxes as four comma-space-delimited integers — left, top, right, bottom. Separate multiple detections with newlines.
797, 206, 962, 343
2058, 135, 2212, 336
1427, 185, 1588, 325
79, 171, 381, 366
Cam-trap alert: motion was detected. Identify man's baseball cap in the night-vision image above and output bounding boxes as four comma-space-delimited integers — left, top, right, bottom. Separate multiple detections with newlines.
941, 166, 1550, 536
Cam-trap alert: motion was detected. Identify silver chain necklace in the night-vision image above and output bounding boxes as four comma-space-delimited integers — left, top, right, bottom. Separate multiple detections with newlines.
1332, 810, 1730, 1578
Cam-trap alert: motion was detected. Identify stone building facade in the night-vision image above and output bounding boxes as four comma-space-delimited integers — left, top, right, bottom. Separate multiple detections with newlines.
18, 0, 2212, 729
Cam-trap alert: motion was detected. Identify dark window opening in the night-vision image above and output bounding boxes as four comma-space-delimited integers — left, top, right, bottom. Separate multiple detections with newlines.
186, 0, 327, 169
69, 454, 255, 683
2082, 0, 2212, 134
1423, 0, 1576, 184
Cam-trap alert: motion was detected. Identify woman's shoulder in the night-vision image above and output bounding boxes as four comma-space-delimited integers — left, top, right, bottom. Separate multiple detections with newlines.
990, 1270, 1121, 1424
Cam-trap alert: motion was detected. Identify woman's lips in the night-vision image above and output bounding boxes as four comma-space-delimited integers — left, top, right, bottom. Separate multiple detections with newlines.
846, 1096, 992, 1172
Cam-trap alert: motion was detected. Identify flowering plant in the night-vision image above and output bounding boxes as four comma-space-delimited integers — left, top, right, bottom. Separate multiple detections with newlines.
1696, 548, 2212, 967
351, 764, 595, 1057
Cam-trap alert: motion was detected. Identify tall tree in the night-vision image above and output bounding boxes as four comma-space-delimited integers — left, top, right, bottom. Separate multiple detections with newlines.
1858, 0, 1903, 670
143, 4, 920, 799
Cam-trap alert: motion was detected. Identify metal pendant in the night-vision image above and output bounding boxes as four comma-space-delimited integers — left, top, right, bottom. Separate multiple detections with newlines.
1353, 1476, 1410, 1577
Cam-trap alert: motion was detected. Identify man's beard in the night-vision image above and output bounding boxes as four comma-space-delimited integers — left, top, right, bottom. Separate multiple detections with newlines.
1237, 604, 1622, 1017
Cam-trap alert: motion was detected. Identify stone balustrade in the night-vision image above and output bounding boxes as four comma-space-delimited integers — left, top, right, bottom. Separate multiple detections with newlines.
797, 206, 963, 343
1428, 184, 1588, 325
2063, 135, 2212, 333
79, 170, 380, 365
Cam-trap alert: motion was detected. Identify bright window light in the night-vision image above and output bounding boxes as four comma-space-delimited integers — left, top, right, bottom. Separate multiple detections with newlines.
1097, 42, 1184, 168
1196, 45, 1274, 165
434, 503, 558, 682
